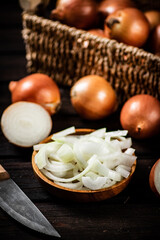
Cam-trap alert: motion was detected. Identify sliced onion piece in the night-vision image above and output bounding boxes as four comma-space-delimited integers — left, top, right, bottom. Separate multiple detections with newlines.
57, 143, 74, 162
51, 126, 75, 140
89, 128, 106, 138
35, 141, 62, 169
82, 176, 108, 190
41, 154, 98, 183
54, 181, 83, 190
105, 130, 128, 139
115, 165, 130, 178
1, 101, 52, 147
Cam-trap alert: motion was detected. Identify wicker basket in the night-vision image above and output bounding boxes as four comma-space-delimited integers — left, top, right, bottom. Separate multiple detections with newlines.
22, 1, 160, 104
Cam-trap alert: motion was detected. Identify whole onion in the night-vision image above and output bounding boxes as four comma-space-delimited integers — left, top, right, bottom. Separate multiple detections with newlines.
120, 94, 160, 139
147, 24, 160, 56
144, 10, 160, 31
104, 8, 150, 47
50, 0, 99, 30
70, 75, 118, 120
9, 73, 61, 115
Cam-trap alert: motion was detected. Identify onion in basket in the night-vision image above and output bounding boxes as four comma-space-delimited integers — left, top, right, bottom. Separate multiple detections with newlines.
34, 126, 137, 191
104, 8, 150, 47
98, 0, 136, 20
50, 0, 99, 30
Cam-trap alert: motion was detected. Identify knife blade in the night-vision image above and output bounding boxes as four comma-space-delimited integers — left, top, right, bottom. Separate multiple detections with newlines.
0, 164, 60, 238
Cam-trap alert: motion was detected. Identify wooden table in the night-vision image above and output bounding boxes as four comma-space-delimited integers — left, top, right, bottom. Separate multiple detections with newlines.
0, 1, 160, 239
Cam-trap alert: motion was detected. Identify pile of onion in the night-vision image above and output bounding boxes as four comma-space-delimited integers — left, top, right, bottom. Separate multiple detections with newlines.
70, 75, 118, 120
1, 102, 52, 147
120, 94, 160, 139
9, 73, 61, 115
50, 0, 99, 30
34, 126, 137, 191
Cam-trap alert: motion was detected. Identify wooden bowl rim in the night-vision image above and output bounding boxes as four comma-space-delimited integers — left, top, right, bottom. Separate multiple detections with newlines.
32, 128, 137, 194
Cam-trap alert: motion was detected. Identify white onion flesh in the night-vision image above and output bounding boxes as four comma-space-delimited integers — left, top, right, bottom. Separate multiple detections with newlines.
1, 102, 52, 147
34, 127, 137, 190
154, 160, 160, 194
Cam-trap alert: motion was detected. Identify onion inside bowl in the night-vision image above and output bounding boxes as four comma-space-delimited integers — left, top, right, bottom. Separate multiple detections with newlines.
33, 127, 137, 191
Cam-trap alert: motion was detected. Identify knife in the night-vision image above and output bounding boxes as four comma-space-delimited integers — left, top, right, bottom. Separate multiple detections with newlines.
0, 164, 60, 238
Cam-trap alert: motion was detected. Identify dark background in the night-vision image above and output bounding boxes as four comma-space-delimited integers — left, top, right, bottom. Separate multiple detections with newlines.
0, 1, 160, 240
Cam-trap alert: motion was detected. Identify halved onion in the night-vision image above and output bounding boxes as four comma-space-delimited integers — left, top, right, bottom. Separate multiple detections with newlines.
1, 101, 52, 147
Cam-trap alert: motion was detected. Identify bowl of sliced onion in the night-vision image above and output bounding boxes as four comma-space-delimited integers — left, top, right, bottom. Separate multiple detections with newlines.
32, 126, 137, 202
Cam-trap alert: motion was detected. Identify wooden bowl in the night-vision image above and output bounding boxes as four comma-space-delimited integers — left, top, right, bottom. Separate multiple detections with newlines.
32, 129, 136, 202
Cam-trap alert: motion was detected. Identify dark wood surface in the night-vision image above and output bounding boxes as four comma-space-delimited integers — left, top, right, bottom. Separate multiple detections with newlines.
0, 1, 160, 240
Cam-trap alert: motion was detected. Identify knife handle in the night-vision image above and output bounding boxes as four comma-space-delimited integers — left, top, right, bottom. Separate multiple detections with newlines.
0, 165, 10, 181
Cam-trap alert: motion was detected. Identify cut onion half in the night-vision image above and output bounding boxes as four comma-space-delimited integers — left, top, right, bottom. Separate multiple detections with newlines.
1, 101, 52, 147
149, 159, 160, 198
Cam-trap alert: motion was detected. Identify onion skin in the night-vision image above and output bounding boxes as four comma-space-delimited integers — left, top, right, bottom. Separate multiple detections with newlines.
88, 29, 107, 38
50, 0, 99, 30
9, 73, 61, 115
149, 159, 160, 198
70, 75, 118, 120
144, 10, 160, 31
147, 24, 160, 56
104, 8, 150, 47
120, 94, 160, 139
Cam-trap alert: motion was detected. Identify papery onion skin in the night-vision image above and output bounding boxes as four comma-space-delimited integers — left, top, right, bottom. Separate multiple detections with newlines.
70, 75, 118, 120
104, 8, 150, 47
120, 94, 160, 139
9, 73, 61, 115
50, 0, 99, 30
149, 159, 160, 198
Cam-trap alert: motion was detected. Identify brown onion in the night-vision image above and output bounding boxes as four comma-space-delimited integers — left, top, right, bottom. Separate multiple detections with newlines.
104, 8, 150, 47
120, 94, 160, 139
70, 75, 118, 120
98, 0, 135, 20
50, 0, 99, 30
147, 24, 160, 56
144, 10, 160, 31
9, 73, 61, 115
88, 29, 107, 38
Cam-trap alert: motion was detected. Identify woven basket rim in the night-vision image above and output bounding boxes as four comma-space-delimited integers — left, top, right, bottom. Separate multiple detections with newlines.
22, 11, 160, 61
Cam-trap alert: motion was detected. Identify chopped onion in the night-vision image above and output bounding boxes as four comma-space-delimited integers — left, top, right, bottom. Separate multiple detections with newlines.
34, 127, 137, 190
82, 176, 108, 190
51, 126, 75, 140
